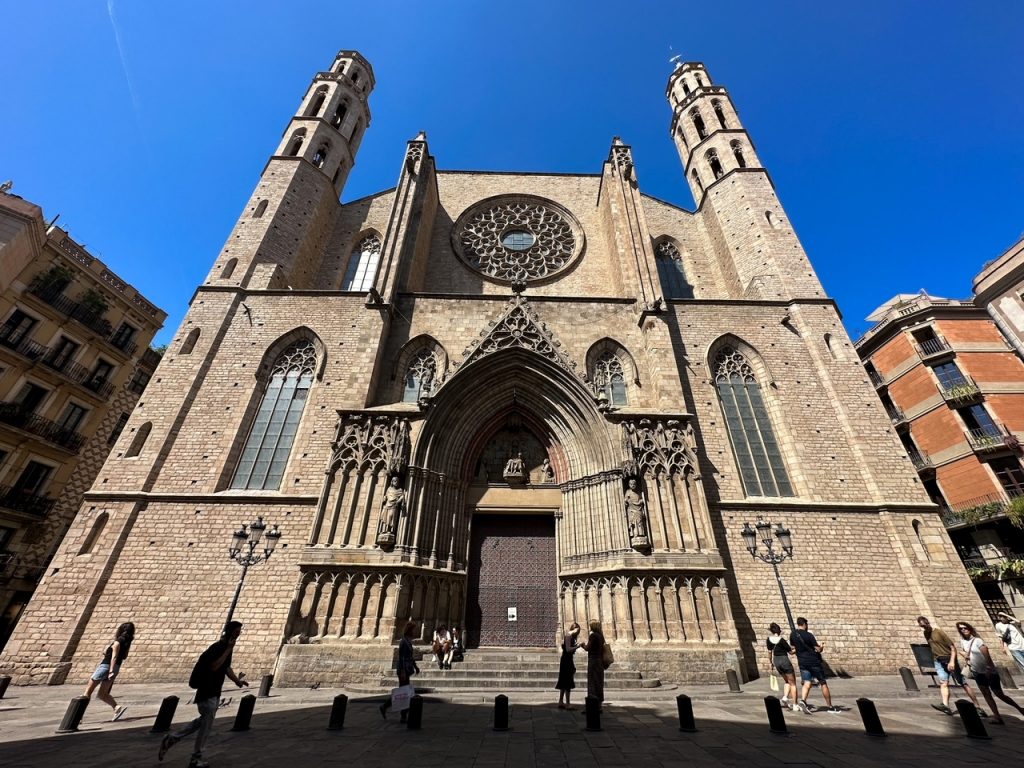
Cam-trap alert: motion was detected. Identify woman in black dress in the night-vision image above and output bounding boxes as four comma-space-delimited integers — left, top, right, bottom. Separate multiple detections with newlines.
555, 622, 581, 709
766, 622, 798, 710
580, 620, 606, 708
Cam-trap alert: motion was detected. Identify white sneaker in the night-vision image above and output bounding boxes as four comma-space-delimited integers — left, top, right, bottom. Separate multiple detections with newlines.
780, 697, 790, 707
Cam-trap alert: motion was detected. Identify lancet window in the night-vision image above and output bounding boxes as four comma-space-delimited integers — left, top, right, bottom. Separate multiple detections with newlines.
713, 345, 793, 497
594, 351, 628, 406
342, 233, 382, 292
231, 339, 317, 490
402, 349, 437, 402
655, 241, 695, 299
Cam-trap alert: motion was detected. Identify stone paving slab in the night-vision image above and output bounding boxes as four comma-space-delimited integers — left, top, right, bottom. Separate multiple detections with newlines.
1, 676, 1024, 767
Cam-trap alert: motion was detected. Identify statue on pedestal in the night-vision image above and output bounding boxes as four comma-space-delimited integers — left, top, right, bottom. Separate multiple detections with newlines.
503, 451, 526, 484
376, 474, 406, 548
623, 476, 651, 551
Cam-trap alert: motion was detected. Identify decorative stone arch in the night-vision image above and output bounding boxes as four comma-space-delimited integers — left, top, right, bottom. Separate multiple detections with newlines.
393, 334, 448, 398
585, 337, 639, 387
704, 333, 778, 388
254, 326, 327, 382
340, 228, 383, 292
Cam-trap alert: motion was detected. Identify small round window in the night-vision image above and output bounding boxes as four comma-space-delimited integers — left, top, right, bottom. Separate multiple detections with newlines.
501, 230, 536, 252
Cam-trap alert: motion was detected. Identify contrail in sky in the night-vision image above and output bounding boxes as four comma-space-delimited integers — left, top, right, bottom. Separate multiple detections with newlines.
106, 0, 144, 125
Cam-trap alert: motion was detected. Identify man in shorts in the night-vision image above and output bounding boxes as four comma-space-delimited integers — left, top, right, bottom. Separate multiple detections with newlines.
918, 615, 983, 715
790, 616, 840, 714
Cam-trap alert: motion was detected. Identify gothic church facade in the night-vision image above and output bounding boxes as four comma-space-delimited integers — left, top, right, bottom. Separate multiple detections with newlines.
0, 51, 988, 686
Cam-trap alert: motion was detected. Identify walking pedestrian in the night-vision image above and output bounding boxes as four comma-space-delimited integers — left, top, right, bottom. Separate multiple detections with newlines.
790, 617, 840, 714
556, 622, 581, 709
994, 611, 1024, 674
580, 620, 606, 710
956, 620, 1024, 725
158, 621, 249, 768
83, 621, 135, 721
917, 616, 983, 716
766, 622, 798, 711
380, 622, 419, 723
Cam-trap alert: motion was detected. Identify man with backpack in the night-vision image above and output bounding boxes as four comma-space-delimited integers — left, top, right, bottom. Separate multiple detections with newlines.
790, 616, 841, 714
159, 621, 249, 768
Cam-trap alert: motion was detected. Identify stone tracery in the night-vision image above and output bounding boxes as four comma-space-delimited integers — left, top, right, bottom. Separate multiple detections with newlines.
452, 196, 582, 283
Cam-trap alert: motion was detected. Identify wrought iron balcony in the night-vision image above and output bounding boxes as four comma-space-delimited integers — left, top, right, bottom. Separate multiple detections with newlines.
907, 448, 933, 473
967, 425, 1008, 453
109, 335, 138, 356
0, 486, 57, 517
0, 402, 85, 452
939, 377, 982, 405
27, 281, 114, 339
942, 489, 1024, 529
916, 337, 953, 359
867, 369, 886, 388
0, 329, 115, 400
887, 405, 908, 427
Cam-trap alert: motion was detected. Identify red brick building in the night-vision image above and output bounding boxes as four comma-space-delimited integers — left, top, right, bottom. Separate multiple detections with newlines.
857, 293, 1024, 615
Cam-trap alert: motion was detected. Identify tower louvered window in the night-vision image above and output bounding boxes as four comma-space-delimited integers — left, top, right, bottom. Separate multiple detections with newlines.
342, 234, 382, 292
714, 346, 793, 497
231, 340, 317, 490
655, 241, 694, 299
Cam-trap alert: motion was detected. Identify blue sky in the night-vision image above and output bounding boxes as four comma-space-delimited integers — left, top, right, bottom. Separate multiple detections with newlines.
2, 1, 1022, 344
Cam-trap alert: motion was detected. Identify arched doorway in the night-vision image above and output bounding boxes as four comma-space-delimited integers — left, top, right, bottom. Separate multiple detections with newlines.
412, 344, 620, 647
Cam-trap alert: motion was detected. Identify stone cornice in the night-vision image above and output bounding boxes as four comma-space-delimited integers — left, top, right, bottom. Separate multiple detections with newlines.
82, 491, 320, 505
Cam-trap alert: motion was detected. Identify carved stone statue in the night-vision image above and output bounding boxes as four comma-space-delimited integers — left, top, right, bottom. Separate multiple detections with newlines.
624, 477, 651, 550
503, 451, 526, 484
376, 475, 406, 548
541, 457, 555, 483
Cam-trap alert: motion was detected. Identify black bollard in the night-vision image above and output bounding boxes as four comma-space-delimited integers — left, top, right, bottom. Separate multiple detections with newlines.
726, 668, 742, 693
676, 693, 697, 732
56, 696, 90, 734
230, 694, 256, 732
764, 696, 789, 735
258, 674, 274, 698
327, 694, 348, 730
406, 694, 423, 730
855, 697, 886, 737
955, 700, 990, 740
0, 675, 11, 699
898, 667, 919, 692
997, 666, 1018, 690
150, 695, 179, 733
493, 694, 510, 731
584, 695, 602, 732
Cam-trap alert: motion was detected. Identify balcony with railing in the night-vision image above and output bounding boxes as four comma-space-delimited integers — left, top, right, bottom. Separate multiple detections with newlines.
967, 424, 1009, 454
939, 376, 982, 405
941, 489, 1024, 529
27, 281, 114, 338
0, 486, 57, 517
867, 369, 886, 388
887, 404, 908, 428
907, 448, 934, 475
0, 403, 85, 452
0, 328, 116, 400
961, 552, 1024, 582
915, 336, 954, 360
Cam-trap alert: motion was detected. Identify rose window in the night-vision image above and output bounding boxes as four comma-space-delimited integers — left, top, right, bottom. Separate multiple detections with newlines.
452, 195, 585, 284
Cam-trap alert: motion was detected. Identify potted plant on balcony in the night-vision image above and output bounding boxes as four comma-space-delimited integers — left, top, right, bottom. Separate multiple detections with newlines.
31, 264, 74, 298
79, 288, 109, 319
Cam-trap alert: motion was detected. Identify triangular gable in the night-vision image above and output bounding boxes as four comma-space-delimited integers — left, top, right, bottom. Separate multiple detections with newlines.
439, 294, 584, 386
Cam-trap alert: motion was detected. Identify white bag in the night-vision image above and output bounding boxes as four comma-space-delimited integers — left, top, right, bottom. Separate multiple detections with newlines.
391, 684, 414, 712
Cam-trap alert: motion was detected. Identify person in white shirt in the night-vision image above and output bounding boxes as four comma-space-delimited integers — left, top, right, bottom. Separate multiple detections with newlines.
994, 611, 1024, 674
432, 624, 453, 670
956, 621, 1024, 725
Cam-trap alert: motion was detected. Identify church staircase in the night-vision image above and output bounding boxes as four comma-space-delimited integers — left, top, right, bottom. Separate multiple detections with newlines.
377, 647, 662, 692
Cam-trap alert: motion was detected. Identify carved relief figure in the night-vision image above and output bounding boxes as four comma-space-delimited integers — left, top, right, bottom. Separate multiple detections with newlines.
503, 451, 526, 483
376, 475, 406, 548
541, 458, 555, 483
624, 477, 651, 550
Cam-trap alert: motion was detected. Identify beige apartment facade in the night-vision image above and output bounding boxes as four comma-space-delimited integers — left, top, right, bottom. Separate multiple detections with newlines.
0, 191, 165, 645
0, 52, 990, 687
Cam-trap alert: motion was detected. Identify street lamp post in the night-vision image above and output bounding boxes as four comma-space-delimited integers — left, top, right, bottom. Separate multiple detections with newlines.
740, 517, 796, 631
225, 517, 282, 628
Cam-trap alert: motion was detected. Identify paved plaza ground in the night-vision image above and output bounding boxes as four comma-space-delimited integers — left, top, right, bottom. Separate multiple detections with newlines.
2, 675, 1024, 767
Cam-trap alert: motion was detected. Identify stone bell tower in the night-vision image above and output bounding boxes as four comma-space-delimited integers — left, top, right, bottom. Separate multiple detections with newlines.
667, 61, 823, 300
205, 50, 374, 291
